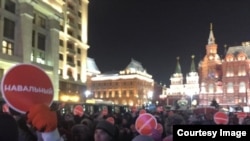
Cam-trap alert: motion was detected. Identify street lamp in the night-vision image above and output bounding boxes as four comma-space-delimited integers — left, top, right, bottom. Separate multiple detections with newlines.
84, 90, 91, 98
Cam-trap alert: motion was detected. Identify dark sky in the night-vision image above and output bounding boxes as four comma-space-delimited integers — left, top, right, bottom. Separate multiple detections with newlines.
87, 0, 250, 85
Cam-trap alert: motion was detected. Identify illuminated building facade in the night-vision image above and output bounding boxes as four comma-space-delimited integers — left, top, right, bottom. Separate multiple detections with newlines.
57, 0, 89, 103
199, 24, 250, 107
167, 56, 199, 106
198, 23, 223, 106
0, 0, 89, 102
87, 59, 154, 107
167, 24, 250, 108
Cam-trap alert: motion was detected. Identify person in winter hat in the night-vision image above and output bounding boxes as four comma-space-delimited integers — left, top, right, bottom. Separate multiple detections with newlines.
94, 120, 116, 141
26, 103, 64, 141
132, 135, 154, 141
71, 124, 93, 141
0, 112, 19, 141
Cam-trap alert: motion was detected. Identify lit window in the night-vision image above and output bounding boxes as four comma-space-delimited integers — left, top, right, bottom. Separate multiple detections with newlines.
2, 40, 13, 55
227, 83, 234, 93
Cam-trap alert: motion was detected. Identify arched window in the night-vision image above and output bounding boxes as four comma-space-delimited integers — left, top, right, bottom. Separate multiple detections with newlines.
227, 82, 234, 93
239, 82, 246, 93
208, 84, 214, 93
200, 82, 206, 93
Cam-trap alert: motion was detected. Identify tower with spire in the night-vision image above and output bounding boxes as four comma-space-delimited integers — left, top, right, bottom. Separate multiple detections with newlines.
168, 57, 185, 105
198, 23, 223, 105
184, 55, 200, 105
166, 23, 250, 108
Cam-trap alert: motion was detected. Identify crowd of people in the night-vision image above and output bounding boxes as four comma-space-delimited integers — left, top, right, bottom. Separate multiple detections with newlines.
0, 103, 249, 141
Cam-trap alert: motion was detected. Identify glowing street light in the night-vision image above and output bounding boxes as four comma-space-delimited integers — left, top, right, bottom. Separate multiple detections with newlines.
147, 91, 153, 99
85, 90, 91, 98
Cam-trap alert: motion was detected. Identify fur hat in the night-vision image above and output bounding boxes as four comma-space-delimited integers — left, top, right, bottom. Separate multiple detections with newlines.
132, 135, 154, 141
0, 113, 18, 141
95, 120, 115, 137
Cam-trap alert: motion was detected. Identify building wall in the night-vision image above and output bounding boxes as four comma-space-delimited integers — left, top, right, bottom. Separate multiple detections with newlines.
0, 0, 89, 103
89, 75, 154, 107
0, 0, 61, 100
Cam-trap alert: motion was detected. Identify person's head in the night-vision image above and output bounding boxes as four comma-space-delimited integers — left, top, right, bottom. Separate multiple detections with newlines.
94, 120, 115, 141
71, 124, 92, 141
0, 112, 19, 141
132, 135, 154, 141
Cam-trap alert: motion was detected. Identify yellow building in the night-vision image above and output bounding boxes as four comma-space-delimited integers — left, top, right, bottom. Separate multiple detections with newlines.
0, 0, 89, 102
87, 59, 154, 107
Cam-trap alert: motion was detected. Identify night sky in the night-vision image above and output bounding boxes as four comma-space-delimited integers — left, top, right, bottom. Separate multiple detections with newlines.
87, 0, 250, 85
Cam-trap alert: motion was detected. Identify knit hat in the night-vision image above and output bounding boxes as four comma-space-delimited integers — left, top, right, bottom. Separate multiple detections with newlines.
132, 135, 154, 141
0, 113, 19, 141
95, 120, 115, 137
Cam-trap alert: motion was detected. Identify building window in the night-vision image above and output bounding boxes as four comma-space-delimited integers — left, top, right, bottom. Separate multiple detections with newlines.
37, 16, 46, 28
36, 51, 45, 64
59, 39, 64, 46
122, 90, 126, 95
78, 24, 81, 30
58, 69, 63, 76
226, 66, 234, 77
109, 91, 112, 97
59, 54, 63, 60
37, 33, 46, 51
208, 84, 214, 93
238, 66, 246, 76
33, 13, 36, 24
115, 91, 119, 97
2, 40, 13, 55
77, 60, 81, 66
5, 0, 15, 13
77, 11, 82, 18
67, 15, 74, 25
4, 18, 15, 39
67, 68, 73, 78
67, 28, 73, 36
77, 35, 81, 41
67, 55, 74, 62
67, 3, 74, 10
32, 30, 35, 47
77, 73, 80, 81
67, 41, 74, 49
227, 82, 234, 93
104, 91, 108, 98
77, 48, 81, 54
239, 82, 246, 93
60, 25, 64, 31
